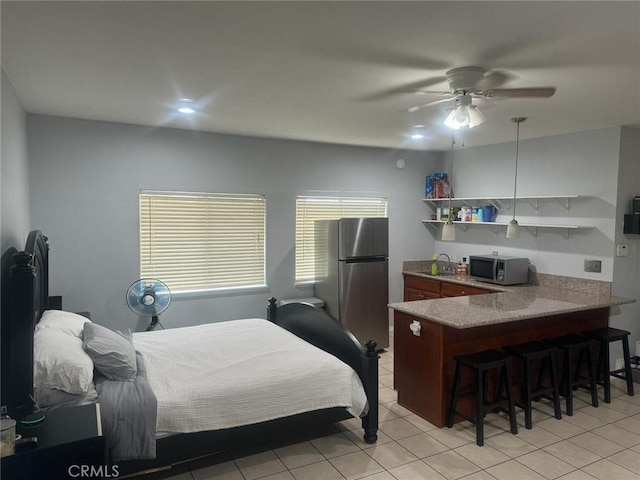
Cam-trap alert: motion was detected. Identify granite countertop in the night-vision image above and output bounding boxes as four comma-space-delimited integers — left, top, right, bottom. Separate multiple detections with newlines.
391, 262, 635, 329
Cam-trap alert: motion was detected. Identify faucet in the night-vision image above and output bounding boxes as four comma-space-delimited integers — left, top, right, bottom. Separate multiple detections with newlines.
435, 253, 454, 273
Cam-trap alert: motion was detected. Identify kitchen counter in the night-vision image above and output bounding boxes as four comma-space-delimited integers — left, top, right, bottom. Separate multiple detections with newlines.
391, 265, 636, 427
391, 271, 634, 329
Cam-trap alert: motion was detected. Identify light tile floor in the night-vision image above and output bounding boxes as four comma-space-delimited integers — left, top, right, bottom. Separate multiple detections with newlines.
135, 334, 640, 480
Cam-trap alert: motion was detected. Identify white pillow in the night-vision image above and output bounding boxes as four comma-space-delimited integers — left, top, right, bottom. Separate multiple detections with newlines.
36, 310, 91, 337
34, 327, 94, 394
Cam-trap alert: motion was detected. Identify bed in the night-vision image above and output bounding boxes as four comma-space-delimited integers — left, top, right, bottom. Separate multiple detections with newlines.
3, 230, 379, 475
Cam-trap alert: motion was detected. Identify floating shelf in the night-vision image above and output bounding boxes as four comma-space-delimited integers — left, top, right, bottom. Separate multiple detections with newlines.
423, 195, 585, 212
422, 220, 593, 238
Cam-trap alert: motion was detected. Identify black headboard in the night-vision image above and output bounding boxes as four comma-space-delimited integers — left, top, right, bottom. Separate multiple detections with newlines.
5, 230, 50, 417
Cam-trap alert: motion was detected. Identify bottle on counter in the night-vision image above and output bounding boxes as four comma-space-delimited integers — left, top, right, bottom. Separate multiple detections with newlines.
456, 257, 469, 275
431, 254, 439, 275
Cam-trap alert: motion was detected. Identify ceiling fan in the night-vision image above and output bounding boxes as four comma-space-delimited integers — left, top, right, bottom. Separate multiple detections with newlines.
407, 66, 556, 129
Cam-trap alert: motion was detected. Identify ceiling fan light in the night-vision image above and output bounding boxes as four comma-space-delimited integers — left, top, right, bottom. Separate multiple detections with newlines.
467, 105, 486, 128
444, 106, 470, 129
506, 219, 520, 239
442, 221, 456, 241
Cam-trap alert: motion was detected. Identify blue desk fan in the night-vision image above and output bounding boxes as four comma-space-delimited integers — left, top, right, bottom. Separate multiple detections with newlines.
126, 279, 171, 331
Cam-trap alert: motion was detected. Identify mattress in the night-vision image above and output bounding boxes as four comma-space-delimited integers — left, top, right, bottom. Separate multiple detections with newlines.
132, 318, 367, 434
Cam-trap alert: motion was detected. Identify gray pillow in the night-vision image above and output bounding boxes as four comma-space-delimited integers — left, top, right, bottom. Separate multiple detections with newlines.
82, 323, 137, 381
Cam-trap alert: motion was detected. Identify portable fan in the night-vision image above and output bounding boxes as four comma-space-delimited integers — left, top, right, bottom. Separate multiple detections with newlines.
126, 278, 171, 331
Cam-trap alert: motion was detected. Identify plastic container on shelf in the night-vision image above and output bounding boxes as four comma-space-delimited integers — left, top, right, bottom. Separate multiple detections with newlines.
461, 206, 472, 222
425, 176, 434, 198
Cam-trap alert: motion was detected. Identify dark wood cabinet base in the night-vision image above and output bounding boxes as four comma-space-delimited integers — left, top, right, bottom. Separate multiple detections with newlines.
393, 307, 609, 427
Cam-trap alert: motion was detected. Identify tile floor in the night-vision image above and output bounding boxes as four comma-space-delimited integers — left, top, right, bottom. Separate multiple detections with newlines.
135, 333, 640, 480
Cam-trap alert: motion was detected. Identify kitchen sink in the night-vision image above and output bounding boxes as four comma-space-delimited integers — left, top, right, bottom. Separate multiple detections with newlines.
415, 270, 456, 277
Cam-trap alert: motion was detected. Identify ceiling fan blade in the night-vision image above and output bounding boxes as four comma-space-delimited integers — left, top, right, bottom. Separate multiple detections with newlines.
481, 87, 556, 98
359, 76, 448, 101
407, 96, 455, 112
411, 90, 452, 96
474, 70, 515, 90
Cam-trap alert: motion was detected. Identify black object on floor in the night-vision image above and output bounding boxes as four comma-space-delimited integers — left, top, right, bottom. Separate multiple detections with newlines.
446, 349, 518, 446
583, 327, 635, 402
502, 340, 562, 429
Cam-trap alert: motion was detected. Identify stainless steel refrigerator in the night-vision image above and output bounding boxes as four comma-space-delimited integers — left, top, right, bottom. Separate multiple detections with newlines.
313, 217, 389, 349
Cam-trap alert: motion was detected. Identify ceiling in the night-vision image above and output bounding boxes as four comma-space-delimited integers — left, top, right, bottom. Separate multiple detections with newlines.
2, 1, 639, 151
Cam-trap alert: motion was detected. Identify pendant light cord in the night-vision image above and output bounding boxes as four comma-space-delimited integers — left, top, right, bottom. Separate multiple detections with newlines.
511, 117, 525, 220
448, 130, 454, 218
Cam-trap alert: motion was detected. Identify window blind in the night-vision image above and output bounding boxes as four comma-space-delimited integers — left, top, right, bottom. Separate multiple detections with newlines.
295, 196, 388, 283
140, 191, 266, 292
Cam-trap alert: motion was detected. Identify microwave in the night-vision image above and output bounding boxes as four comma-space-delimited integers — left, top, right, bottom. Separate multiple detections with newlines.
468, 255, 530, 285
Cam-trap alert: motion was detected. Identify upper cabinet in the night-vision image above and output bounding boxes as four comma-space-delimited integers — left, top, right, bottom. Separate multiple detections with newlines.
422, 195, 594, 238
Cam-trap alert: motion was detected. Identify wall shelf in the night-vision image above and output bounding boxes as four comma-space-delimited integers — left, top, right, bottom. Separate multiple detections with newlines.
423, 195, 584, 212
422, 220, 593, 238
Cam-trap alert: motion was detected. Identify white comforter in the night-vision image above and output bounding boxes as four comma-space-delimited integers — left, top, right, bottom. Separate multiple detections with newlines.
132, 318, 367, 434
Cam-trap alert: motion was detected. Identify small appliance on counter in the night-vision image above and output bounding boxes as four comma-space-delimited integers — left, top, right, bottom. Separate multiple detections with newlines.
469, 255, 530, 285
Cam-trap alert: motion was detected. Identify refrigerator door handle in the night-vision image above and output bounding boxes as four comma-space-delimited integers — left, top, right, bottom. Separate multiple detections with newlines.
344, 256, 387, 264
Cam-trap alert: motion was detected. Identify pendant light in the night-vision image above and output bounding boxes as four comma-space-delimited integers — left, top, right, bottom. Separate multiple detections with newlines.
506, 117, 525, 239
442, 131, 456, 241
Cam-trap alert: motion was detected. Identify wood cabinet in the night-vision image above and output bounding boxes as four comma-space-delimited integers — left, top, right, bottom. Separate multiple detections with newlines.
404, 275, 441, 300
394, 307, 610, 427
440, 282, 491, 297
403, 274, 491, 300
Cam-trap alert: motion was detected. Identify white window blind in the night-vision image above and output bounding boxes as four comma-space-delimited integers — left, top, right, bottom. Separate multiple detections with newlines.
295, 196, 388, 283
140, 191, 266, 292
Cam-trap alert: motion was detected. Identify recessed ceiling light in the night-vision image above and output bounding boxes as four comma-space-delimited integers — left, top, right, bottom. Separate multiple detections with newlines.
177, 98, 196, 114
413, 124, 425, 128
411, 133, 424, 140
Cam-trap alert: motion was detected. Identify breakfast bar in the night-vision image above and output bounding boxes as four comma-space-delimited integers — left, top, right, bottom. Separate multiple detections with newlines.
389, 272, 635, 428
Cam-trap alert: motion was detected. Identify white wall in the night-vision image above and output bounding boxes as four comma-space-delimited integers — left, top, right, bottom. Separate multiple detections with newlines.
430, 125, 640, 362
432, 127, 622, 281
1, 67, 30, 256
27, 115, 439, 331
612, 126, 640, 359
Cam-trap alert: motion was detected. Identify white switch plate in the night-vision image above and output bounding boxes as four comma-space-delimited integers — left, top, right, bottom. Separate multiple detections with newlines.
616, 244, 629, 257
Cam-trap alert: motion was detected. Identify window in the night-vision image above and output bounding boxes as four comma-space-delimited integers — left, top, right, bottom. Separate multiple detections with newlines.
139, 191, 266, 292
295, 196, 388, 283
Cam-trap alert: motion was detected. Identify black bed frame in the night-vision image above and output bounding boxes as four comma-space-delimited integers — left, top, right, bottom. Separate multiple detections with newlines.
4, 230, 378, 476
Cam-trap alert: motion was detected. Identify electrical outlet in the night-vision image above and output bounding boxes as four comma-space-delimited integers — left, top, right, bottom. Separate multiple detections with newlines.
492, 251, 499, 256
616, 244, 629, 257
584, 259, 602, 273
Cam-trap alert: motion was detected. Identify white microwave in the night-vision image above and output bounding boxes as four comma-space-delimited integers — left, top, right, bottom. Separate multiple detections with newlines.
469, 255, 530, 285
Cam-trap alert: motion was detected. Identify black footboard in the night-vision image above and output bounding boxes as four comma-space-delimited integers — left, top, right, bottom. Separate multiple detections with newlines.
267, 297, 379, 443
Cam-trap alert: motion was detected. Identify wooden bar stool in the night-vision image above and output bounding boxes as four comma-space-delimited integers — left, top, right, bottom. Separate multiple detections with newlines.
446, 349, 518, 446
582, 327, 635, 403
544, 334, 598, 415
502, 341, 562, 429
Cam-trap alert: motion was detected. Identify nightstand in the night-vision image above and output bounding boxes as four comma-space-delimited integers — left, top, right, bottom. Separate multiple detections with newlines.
1, 403, 107, 480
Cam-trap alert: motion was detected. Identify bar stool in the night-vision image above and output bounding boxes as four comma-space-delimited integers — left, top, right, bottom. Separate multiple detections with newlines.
544, 334, 598, 415
582, 327, 635, 403
446, 349, 518, 446
502, 341, 562, 429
